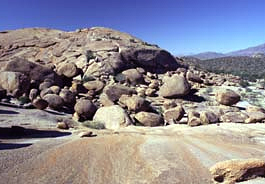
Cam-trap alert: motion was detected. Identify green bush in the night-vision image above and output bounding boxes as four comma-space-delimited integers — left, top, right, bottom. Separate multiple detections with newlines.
82, 120, 105, 130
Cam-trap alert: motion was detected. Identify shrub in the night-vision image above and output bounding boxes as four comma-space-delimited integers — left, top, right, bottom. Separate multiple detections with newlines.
82, 120, 105, 129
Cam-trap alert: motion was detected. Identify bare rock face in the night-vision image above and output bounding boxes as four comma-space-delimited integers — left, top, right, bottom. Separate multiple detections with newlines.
245, 111, 265, 123
103, 84, 136, 102
210, 159, 265, 183
134, 112, 164, 126
159, 75, 190, 98
119, 94, 151, 112
216, 89, 240, 106
93, 105, 132, 130
0, 71, 30, 95
74, 99, 97, 121
0, 27, 180, 78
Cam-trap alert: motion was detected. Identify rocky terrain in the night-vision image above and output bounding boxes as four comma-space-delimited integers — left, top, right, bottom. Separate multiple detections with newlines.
1, 27, 265, 184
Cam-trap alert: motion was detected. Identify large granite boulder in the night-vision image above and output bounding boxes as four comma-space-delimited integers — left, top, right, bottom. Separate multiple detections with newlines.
216, 89, 240, 106
93, 105, 132, 130
0, 71, 30, 95
74, 99, 97, 120
159, 75, 190, 98
103, 84, 136, 102
134, 112, 164, 126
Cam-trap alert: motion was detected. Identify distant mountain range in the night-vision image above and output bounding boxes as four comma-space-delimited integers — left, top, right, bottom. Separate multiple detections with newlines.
188, 42, 265, 60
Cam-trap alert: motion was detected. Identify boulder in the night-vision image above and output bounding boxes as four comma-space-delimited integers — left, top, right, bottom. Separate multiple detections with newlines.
0, 71, 30, 95
99, 93, 115, 106
119, 94, 151, 112
74, 99, 97, 121
4, 58, 58, 83
32, 98, 48, 110
159, 75, 190, 98
43, 94, 64, 110
121, 68, 144, 85
120, 48, 179, 74
29, 88, 38, 101
200, 111, 219, 125
245, 111, 265, 123
220, 112, 248, 123
83, 80, 105, 93
187, 71, 203, 83
164, 106, 185, 123
39, 81, 53, 91
210, 159, 265, 183
103, 84, 136, 102
59, 88, 76, 106
145, 88, 156, 97
93, 105, 132, 130
134, 112, 163, 126
40, 88, 54, 98
216, 89, 240, 106
187, 111, 201, 127
50, 85, 61, 94
56, 62, 79, 78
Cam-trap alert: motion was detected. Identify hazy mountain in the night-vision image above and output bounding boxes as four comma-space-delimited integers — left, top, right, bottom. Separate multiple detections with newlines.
188, 42, 265, 60
227, 43, 265, 56
189, 52, 226, 60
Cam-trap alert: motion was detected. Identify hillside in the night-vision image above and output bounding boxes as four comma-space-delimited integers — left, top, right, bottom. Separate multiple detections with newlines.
189, 52, 226, 60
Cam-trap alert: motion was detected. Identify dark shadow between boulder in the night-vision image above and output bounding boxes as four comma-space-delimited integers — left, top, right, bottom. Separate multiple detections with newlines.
0, 109, 19, 114
0, 126, 71, 139
0, 142, 32, 150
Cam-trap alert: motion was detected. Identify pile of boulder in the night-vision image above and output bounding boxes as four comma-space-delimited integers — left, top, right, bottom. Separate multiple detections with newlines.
1, 27, 265, 130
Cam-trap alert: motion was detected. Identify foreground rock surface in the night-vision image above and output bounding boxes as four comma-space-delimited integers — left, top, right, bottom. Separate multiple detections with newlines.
210, 159, 265, 183
1, 104, 265, 184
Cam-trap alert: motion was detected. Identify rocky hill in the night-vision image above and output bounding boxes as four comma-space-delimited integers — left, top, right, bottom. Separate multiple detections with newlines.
1, 27, 265, 184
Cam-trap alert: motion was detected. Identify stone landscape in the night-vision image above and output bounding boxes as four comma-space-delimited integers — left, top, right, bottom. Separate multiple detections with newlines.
0, 27, 265, 184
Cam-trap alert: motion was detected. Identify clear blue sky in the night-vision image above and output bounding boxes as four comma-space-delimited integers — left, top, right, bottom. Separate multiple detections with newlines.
1, 0, 265, 54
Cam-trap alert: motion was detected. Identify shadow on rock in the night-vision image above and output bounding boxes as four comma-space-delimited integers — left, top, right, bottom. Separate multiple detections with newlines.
0, 126, 71, 139
0, 109, 19, 114
0, 142, 32, 150
182, 89, 206, 103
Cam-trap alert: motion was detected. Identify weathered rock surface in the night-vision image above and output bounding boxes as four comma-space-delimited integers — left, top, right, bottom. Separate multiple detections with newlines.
0, 27, 180, 77
210, 159, 265, 183
135, 112, 164, 126
216, 89, 240, 106
93, 105, 132, 129
159, 75, 190, 98
200, 111, 219, 125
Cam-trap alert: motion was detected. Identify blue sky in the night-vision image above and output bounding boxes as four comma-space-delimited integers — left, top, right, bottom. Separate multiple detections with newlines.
1, 0, 265, 54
